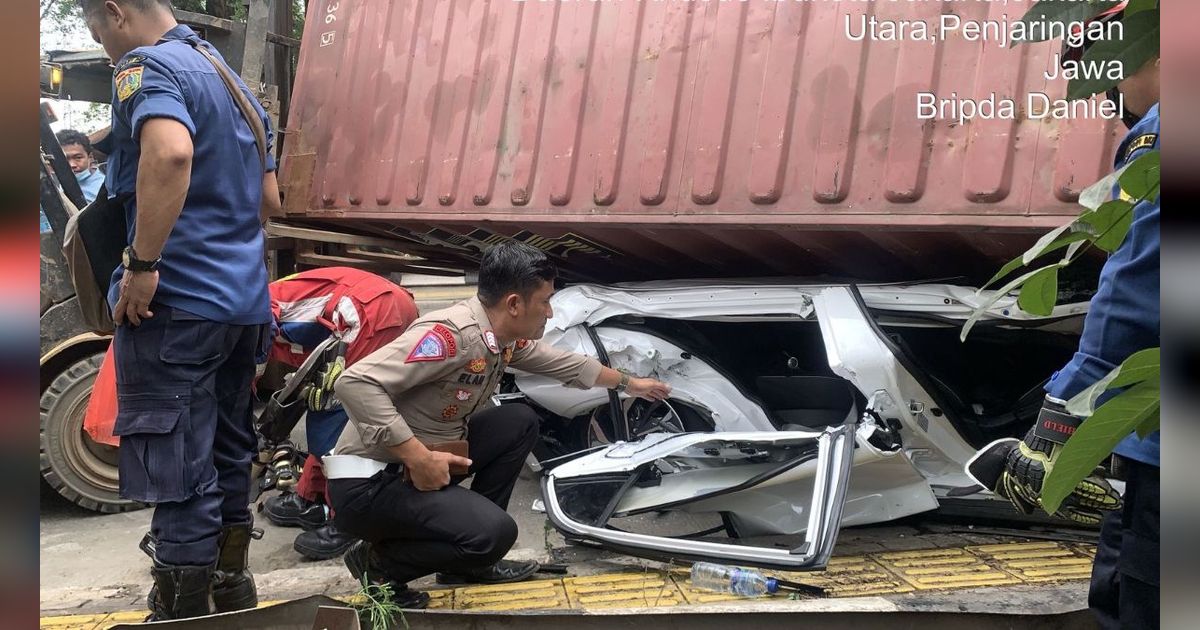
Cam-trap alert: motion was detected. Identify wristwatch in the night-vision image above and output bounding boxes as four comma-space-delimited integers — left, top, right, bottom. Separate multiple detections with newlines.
615, 371, 631, 393
122, 246, 160, 272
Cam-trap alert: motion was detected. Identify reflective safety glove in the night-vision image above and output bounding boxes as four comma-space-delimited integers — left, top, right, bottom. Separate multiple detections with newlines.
966, 396, 1122, 526
305, 340, 347, 412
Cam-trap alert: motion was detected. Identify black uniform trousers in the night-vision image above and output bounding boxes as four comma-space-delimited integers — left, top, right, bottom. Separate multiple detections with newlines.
113, 304, 266, 567
328, 403, 540, 585
1089, 457, 1160, 629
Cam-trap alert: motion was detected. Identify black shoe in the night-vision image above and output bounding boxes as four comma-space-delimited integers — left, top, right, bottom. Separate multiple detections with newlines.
263, 491, 326, 530
344, 541, 430, 610
435, 559, 539, 585
147, 564, 215, 621
213, 523, 258, 612
294, 522, 357, 560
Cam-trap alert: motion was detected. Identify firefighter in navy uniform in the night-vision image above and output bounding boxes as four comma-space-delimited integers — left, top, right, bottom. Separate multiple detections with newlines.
968, 4, 1160, 626
81, 0, 278, 620
323, 242, 673, 609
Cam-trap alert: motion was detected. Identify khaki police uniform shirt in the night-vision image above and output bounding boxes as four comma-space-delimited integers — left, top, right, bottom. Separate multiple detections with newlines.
331, 296, 604, 462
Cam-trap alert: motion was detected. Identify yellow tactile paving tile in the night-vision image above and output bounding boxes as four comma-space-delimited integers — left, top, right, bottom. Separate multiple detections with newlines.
424, 587, 454, 610
967, 542, 1097, 583
874, 548, 1022, 590
778, 555, 916, 597
564, 572, 684, 609
453, 578, 569, 611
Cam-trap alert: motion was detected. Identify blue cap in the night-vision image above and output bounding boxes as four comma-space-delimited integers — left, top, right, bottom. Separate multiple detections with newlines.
766, 578, 779, 594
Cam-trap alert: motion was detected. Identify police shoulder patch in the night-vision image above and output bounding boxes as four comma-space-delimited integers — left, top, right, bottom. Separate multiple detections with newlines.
115, 65, 144, 102
431, 324, 458, 357
1122, 133, 1157, 164
406, 324, 457, 363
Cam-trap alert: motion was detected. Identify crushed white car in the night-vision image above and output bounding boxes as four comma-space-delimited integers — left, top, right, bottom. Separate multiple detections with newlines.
504, 281, 1088, 569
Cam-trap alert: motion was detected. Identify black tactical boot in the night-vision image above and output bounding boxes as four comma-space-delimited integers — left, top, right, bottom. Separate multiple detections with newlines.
147, 564, 215, 621
343, 540, 430, 609
263, 491, 327, 530
293, 522, 357, 560
212, 523, 258, 612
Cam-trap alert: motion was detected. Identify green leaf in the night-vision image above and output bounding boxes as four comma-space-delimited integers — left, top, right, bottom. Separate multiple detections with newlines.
961, 262, 1067, 341
1136, 412, 1159, 438
1063, 238, 1088, 262
1065, 347, 1160, 416
1109, 347, 1161, 389
1017, 266, 1060, 316
1080, 199, 1135, 252
1018, 0, 1126, 43
1124, 0, 1158, 16
1041, 379, 1159, 513
1117, 150, 1161, 200
1067, 10, 1160, 100
1079, 162, 1131, 210
982, 255, 1033, 293
981, 222, 1090, 291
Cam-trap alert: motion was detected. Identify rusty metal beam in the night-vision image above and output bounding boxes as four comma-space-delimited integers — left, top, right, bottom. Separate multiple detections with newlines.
294, 251, 464, 277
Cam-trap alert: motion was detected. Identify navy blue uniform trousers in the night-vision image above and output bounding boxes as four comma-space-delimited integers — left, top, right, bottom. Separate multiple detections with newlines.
113, 304, 265, 566
1089, 458, 1160, 629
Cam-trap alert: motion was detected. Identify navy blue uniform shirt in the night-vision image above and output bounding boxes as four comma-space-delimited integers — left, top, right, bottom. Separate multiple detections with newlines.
103, 25, 275, 325
1046, 103, 1160, 467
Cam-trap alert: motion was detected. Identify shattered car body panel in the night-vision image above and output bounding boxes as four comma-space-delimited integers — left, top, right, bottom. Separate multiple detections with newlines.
520, 282, 1087, 569
543, 426, 866, 570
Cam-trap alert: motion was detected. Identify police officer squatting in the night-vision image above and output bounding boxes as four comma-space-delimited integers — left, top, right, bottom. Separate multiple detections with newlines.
321, 243, 671, 609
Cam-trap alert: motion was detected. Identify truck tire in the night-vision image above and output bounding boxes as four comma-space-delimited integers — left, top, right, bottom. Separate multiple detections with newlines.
40, 353, 141, 513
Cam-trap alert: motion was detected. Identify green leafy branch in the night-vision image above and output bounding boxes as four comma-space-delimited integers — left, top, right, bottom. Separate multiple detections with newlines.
960, 148, 1159, 342
1017, 1, 1160, 100
962, 0, 1160, 518
962, 147, 1159, 514
966, 0, 1160, 516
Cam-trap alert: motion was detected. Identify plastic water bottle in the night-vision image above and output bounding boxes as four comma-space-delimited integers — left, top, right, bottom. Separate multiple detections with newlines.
689, 562, 779, 597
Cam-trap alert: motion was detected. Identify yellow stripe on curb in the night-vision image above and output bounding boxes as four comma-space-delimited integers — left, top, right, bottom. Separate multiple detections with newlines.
38, 613, 108, 630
